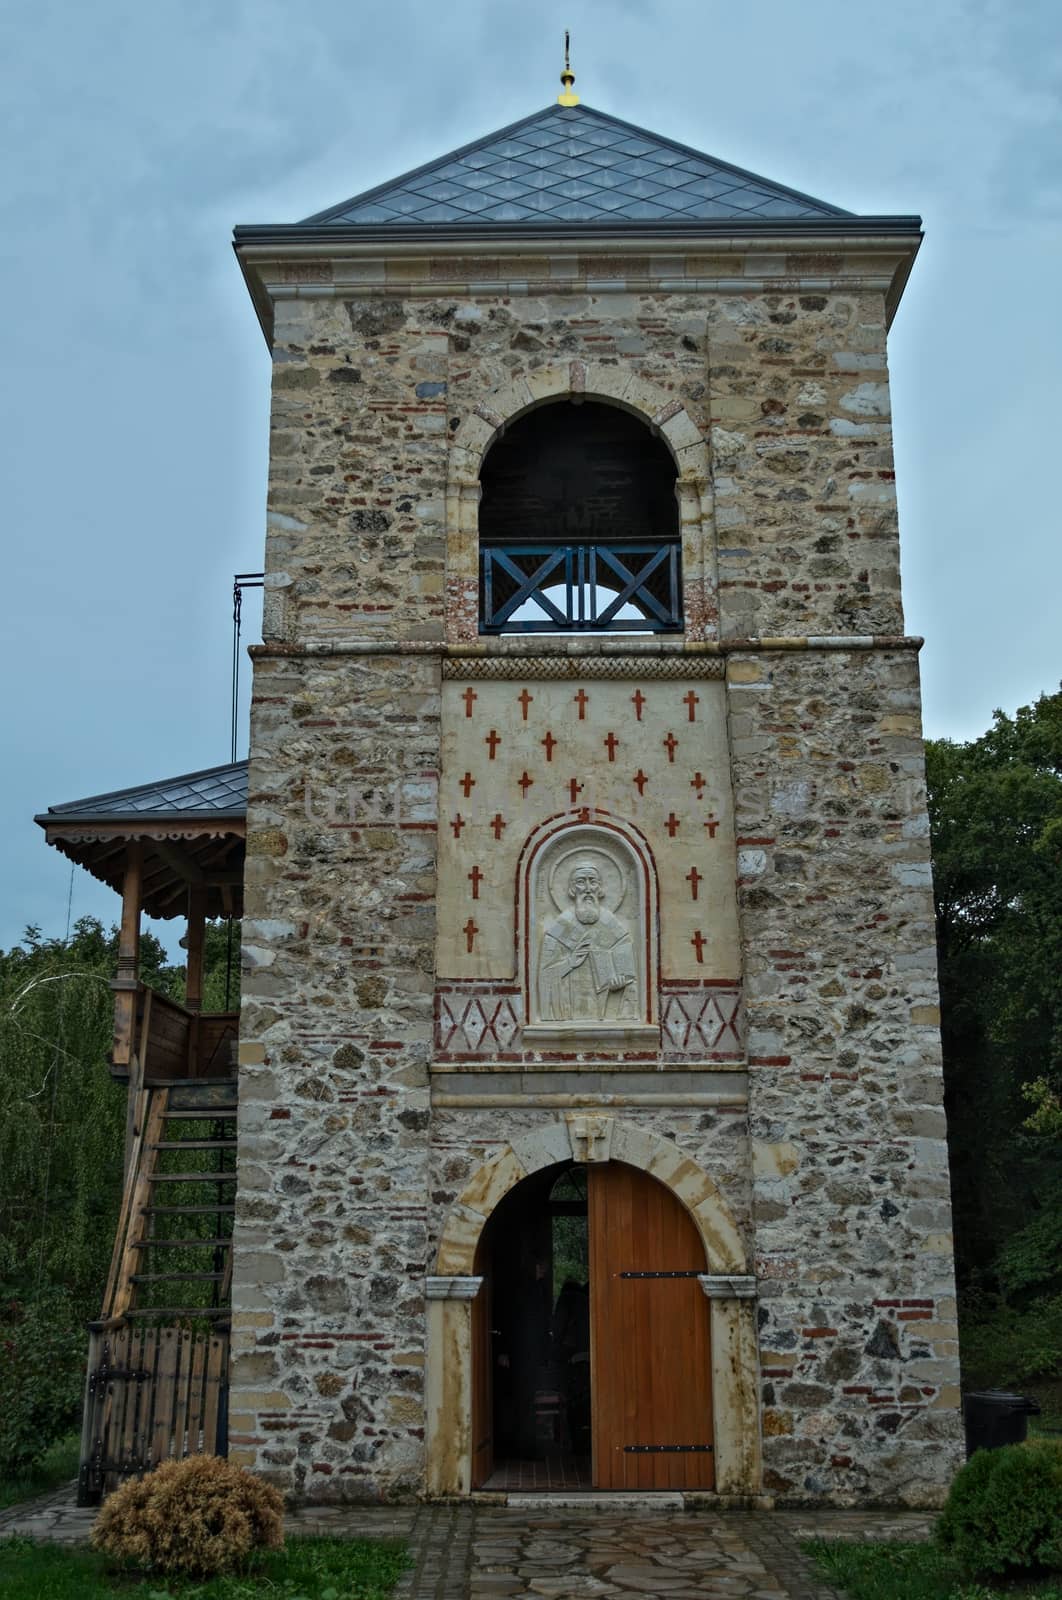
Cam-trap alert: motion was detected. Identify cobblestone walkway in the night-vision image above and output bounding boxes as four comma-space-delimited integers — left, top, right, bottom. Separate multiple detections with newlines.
0, 1483, 934, 1599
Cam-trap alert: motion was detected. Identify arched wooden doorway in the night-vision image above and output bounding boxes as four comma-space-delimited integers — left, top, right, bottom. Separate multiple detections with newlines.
472, 1159, 715, 1492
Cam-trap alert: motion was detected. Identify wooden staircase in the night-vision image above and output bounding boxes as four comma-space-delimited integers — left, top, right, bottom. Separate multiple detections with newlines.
77, 1079, 238, 1503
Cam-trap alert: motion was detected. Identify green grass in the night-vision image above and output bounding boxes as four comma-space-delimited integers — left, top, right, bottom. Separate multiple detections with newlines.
805, 1539, 1062, 1600
0, 1532, 409, 1599
0, 1434, 80, 1512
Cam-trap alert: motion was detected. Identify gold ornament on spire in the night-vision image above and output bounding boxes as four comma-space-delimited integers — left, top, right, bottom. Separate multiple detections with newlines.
558, 31, 579, 105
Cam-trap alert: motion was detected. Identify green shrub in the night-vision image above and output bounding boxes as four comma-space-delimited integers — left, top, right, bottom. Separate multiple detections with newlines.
937, 1438, 1062, 1577
0, 1291, 85, 1476
91, 1455, 284, 1577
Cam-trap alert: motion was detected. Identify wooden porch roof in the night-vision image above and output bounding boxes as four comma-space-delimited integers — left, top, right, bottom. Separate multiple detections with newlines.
35, 762, 248, 920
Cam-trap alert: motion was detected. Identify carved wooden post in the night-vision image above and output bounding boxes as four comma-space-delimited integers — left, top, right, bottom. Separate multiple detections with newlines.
111, 841, 143, 1177
112, 842, 142, 1065
185, 887, 206, 1012
185, 886, 206, 1078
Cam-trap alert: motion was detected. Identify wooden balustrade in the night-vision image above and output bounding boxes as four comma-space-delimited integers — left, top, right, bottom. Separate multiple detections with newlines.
116, 985, 238, 1085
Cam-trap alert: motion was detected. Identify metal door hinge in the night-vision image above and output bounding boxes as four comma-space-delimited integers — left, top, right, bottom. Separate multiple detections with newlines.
623, 1443, 714, 1453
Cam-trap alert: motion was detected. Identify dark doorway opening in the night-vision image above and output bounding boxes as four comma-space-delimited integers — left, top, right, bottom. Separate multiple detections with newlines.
477, 1163, 590, 1490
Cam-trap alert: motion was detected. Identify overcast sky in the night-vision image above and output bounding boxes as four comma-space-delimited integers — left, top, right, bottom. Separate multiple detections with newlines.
2, 0, 1059, 954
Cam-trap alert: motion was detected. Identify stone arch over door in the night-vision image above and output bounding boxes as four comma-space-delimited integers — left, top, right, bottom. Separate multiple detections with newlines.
424, 1118, 761, 1497
444, 362, 718, 645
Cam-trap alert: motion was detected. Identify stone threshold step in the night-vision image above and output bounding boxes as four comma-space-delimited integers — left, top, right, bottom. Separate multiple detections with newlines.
469, 1491, 776, 1511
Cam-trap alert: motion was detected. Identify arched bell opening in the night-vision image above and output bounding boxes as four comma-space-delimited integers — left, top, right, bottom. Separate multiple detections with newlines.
471, 1158, 715, 1492
478, 400, 682, 633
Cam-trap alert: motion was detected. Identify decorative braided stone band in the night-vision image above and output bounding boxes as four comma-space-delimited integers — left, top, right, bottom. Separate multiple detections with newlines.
443, 655, 723, 680
698, 1274, 757, 1300
424, 1276, 483, 1301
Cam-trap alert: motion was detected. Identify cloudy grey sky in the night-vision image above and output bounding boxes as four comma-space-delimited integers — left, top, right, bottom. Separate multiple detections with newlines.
2, 0, 1059, 953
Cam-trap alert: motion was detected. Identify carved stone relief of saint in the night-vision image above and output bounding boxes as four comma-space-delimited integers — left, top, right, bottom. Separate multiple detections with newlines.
538, 858, 638, 1023
526, 828, 655, 1045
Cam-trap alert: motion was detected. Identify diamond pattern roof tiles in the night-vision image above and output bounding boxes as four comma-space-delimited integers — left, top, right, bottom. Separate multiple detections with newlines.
301, 103, 850, 229
40, 762, 249, 821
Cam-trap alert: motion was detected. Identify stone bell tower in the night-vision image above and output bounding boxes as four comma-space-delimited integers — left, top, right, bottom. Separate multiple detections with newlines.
229, 65, 962, 1507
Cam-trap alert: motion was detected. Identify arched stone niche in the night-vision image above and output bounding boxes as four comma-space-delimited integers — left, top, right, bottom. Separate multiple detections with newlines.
444, 361, 717, 646
519, 816, 659, 1049
424, 1119, 762, 1499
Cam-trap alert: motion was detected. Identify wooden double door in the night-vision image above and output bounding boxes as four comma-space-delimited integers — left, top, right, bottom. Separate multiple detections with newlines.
472, 1160, 715, 1491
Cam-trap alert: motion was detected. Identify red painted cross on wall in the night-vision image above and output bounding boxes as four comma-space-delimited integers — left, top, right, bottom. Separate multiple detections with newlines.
463, 919, 478, 953
666, 813, 680, 837
574, 689, 589, 719
603, 731, 618, 761
686, 866, 703, 900
484, 729, 501, 759
684, 690, 700, 722
690, 772, 707, 797
569, 778, 583, 803
541, 730, 557, 761
460, 772, 476, 798
631, 689, 646, 721
704, 815, 719, 838
490, 814, 506, 840
517, 689, 534, 720
691, 930, 706, 963
461, 687, 477, 718
468, 865, 484, 899
518, 771, 534, 796
663, 732, 678, 763
633, 769, 649, 795
451, 814, 465, 839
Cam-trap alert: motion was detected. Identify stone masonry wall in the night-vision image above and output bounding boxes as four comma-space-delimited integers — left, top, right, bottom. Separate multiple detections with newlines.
260, 266, 901, 647
706, 288, 902, 640
730, 646, 962, 1504
231, 650, 440, 1500
235, 245, 961, 1504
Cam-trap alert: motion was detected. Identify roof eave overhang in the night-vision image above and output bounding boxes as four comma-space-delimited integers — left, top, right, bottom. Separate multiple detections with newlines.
233, 216, 923, 345
35, 813, 247, 839
36, 813, 247, 920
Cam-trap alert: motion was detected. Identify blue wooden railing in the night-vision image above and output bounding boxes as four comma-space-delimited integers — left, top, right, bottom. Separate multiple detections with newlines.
480, 540, 683, 633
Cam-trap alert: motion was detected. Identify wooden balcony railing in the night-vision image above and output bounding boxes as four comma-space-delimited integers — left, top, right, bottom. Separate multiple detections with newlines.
480, 539, 683, 633
113, 985, 238, 1085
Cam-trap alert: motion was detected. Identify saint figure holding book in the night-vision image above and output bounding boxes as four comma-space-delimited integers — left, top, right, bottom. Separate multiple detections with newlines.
538, 859, 638, 1023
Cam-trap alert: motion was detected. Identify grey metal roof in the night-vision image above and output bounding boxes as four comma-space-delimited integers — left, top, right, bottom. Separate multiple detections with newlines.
38, 762, 248, 822
300, 103, 851, 228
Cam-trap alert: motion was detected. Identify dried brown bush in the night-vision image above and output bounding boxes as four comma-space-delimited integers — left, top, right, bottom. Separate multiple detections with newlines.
91, 1454, 284, 1576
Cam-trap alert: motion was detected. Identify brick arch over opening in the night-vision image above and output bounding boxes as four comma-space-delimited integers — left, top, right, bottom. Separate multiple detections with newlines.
443, 361, 718, 645
452, 364, 709, 480
433, 1117, 747, 1277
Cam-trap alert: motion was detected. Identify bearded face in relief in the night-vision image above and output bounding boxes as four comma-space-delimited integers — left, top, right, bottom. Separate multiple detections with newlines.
570, 864, 604, 924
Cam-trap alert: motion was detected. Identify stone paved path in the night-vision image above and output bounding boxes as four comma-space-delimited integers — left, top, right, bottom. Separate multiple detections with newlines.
0, 1483, 934, 1599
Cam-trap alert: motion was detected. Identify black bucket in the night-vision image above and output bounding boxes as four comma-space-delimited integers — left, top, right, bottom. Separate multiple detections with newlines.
963, 1390, 1041, 1457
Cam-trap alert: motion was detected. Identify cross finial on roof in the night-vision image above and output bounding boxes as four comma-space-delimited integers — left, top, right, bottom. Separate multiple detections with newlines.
558, 31, 579, 106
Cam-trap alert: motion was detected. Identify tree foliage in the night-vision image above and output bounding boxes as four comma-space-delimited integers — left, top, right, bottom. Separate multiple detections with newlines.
927, 689, 1062, 1396
0, 913, 241, 1476
0, 916, 240, 1313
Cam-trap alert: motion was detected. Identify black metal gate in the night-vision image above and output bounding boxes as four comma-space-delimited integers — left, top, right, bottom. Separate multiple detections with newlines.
77, 1319, 230, 1505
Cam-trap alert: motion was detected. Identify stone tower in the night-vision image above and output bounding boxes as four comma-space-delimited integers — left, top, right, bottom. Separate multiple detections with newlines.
230, 90, 962, 1506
